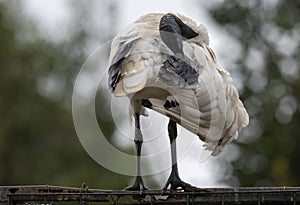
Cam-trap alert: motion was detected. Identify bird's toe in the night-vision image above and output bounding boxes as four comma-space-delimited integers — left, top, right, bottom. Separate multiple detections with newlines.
124, 176, 148, 199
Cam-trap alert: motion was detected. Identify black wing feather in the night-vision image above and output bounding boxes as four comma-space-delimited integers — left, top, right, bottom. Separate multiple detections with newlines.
108, 41, 134, 91
159, 54, 199, 87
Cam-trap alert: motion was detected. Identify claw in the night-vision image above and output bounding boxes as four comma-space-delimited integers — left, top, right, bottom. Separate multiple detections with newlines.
163, 172, 204, 192
125, 176, 148, 200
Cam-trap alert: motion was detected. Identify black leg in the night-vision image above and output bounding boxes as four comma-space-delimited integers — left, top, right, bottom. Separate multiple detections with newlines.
125, 113, 147, 193
159, 13, 198, 55
163, 119, 201, 191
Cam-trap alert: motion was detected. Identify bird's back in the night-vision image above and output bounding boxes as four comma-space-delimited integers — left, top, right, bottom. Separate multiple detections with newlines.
108, 13, 249, 155
108, 13, 165, 96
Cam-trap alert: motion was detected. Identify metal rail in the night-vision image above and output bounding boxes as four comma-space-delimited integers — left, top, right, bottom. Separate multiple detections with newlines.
1, 185, 300, 205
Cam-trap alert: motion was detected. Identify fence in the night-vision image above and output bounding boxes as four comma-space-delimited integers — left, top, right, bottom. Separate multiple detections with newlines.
1, 185, 300, 205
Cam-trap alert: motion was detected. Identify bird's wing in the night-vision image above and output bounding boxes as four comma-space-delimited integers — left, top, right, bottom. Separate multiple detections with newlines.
108, 24, 142, 94
189, 44, 248, 155
147, 43, 249, 155
108, 20, 169, 96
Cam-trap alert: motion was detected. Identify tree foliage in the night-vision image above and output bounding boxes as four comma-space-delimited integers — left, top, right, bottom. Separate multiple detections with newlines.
208, 0, 300, 186
0, 1, 129, 188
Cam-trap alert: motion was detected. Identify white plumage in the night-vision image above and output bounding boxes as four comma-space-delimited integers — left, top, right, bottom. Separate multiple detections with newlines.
108, 13, 249, 156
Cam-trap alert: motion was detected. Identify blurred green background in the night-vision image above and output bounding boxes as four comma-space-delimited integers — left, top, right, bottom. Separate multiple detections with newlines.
0, 0, 129, 188
207, 1, 300, 186
0, 0, 300, 188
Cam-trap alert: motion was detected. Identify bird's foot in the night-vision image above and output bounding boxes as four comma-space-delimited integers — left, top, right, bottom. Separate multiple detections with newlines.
124, 176, 148, 200
162, 174, 203, 193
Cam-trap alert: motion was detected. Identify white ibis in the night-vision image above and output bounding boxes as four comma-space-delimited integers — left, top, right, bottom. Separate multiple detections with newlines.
108, 13, 249, 191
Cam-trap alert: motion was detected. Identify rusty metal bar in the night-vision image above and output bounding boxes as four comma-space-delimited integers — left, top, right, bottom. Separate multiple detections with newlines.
1, 185, 300, 205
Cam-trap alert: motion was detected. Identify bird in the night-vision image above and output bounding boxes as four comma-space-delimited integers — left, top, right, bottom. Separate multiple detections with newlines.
108, 13, 249, 192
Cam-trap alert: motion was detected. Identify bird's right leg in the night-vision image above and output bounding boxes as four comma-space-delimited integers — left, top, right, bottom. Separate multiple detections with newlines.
125, 113, 147, 193
163, 119, 201, 192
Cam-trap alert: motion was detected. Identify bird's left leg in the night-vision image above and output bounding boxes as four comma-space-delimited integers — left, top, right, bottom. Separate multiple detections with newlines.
125, 113, 147, 193
163, 119, 200, 191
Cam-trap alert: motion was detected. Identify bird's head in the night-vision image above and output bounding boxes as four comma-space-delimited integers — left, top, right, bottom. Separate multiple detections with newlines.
175, 13, 210, 46
132, 13, 210, 46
